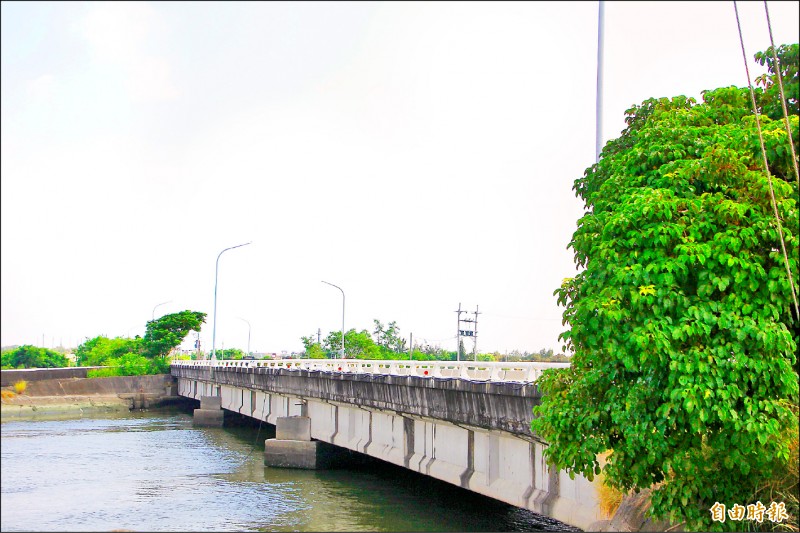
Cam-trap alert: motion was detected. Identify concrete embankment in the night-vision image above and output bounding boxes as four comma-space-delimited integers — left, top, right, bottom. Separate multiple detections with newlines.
1, 372, 189, 421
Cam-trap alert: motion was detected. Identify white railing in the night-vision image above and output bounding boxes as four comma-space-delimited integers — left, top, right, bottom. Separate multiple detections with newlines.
170, 358, 569, 383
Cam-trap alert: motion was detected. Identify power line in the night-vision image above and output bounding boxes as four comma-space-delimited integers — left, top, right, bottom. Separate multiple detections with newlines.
481, 312, 561, 322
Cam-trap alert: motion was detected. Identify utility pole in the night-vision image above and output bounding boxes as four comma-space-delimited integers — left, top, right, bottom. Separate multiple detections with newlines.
455, 303, 464, 361
409, 332, 413, 360
472, 305, 480, 360
456, 303, 479, 361
317, 328, 321, 345
596, 0, 605, 164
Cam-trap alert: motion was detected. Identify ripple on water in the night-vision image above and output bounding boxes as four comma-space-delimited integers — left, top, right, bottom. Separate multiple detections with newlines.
2, 413, 581, 532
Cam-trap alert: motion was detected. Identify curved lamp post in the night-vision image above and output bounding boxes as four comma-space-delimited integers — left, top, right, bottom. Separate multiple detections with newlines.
321, 280, 345, 359
212, 242, 252, 360
152, 300, 172, 321
237, 316, 251, 358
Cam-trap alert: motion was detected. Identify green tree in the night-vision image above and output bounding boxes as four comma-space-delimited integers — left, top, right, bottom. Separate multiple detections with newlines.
531, 49, 799, 531
323, 329, 382, 359
755, 43, 798, 120
86, 352, 169, 377
216, 348, 244, 360
142, 310, 206, 359
300, 335, 327, 359
75, 336, 142, 367
1, 345, 69, 369
372, 319, 407, 355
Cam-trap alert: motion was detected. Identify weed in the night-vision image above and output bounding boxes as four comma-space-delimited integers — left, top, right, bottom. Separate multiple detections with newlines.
13, 380, 27, 395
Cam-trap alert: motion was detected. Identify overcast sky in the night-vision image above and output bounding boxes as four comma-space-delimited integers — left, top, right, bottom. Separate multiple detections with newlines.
2, 1, 798, 356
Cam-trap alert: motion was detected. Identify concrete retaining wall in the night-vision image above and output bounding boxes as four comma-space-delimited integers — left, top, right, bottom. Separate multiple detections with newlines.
18, 374, 176, 397
1, 367, 108, 387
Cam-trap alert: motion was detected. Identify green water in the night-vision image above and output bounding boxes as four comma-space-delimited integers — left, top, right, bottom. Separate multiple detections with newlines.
0, 409, 579, 532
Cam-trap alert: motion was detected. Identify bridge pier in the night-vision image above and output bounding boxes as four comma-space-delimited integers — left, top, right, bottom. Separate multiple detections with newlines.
264, 416, 342, 469
193, 396, 224, 427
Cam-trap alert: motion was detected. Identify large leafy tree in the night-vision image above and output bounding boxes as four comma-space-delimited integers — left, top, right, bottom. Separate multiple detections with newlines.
532, 45, 799, 531
755, 43, 799, 120
143, 310, 206, 359
373, 319, 408, 354
323, 329, 382, 359
75, 336, 142, 366
1, 345, 70, 369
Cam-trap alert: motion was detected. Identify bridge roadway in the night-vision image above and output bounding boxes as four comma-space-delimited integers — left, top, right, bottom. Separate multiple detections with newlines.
171, 359, 602, 530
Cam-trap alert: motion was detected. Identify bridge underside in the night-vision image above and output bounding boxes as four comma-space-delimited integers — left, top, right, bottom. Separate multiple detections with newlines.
173, 367, 601, 530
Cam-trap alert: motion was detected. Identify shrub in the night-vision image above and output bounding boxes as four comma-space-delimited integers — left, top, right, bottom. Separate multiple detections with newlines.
87, 367, 122, 378
13, 380, 27, 395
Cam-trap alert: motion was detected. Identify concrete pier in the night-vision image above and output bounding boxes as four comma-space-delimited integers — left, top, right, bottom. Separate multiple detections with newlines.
264, 416, 340, 469
193, 396, 224, 427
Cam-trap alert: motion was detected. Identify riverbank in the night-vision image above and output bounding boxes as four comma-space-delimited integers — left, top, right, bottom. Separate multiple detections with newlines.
1, 394, 132, 420
0, 372, 189, 422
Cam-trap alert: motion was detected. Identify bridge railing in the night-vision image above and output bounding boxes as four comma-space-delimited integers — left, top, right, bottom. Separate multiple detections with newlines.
170, 358, 569, 383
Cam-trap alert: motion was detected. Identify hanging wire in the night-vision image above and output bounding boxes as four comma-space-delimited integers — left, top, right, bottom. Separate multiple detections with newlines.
763, 1, 800, 189
734, 1, 800, 320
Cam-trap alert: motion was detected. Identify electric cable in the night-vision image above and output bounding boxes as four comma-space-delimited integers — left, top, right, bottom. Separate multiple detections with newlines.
763, 0, 800, 189
734, 1, 800, 320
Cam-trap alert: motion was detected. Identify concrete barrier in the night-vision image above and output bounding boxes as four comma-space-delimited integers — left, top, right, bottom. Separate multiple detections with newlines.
1, 367, 109, 387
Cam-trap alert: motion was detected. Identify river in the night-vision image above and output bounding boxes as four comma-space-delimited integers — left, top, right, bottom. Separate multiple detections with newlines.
0, 408, 579, 532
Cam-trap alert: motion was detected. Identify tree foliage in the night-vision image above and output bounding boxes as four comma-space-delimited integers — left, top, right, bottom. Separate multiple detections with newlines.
86, 353, 168, 377
215, 348, 244, 360
1, 345, 69, 369
532, 46, 799, 531
755, 43, 799, 120
143, 310, 206, 359
76, 336, 142, 366
373, 319, 407, 353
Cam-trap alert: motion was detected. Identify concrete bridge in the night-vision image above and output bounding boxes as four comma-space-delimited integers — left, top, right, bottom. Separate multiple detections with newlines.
171, 359, 602, 530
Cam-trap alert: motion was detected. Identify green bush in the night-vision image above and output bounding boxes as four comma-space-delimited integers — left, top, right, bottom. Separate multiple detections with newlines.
1, 345, 70, 369
86, 353, 170, 378
86, 367, 121, 378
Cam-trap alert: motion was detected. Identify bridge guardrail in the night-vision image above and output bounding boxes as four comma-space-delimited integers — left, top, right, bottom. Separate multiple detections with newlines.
170, 359, 569, 383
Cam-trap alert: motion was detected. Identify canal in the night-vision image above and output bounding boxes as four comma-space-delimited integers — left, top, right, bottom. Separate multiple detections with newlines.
0, 407, 579, 532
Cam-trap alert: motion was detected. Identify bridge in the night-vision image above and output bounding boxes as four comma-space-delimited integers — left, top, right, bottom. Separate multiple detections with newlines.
171, 359, 603, 530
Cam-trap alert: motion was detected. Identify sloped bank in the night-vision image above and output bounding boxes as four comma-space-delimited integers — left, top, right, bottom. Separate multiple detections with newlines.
1, 372, 189, 420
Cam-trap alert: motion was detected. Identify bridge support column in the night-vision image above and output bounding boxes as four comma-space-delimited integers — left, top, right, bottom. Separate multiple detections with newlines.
265, 416, 339, 469
193, 396, 224, 427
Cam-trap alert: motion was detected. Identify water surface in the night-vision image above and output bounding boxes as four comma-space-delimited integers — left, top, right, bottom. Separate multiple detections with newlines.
1, 410, 579, 532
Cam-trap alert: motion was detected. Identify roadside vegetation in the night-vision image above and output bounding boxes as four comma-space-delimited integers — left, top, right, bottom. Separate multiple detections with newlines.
0, 310, 206, 379
299, 319, 569, 362
1, 345, 70, 369
80, 311, 206, 377
531, 44, 799, 531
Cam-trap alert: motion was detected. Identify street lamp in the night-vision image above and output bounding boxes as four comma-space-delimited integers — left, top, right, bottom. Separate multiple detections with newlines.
237, 317, 251, 358
152, 300, 172, 321
212, 241, 252, 360
321, 280, 345, 359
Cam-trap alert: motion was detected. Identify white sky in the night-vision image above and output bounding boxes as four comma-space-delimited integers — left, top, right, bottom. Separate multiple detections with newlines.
2, 1, 799, 355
